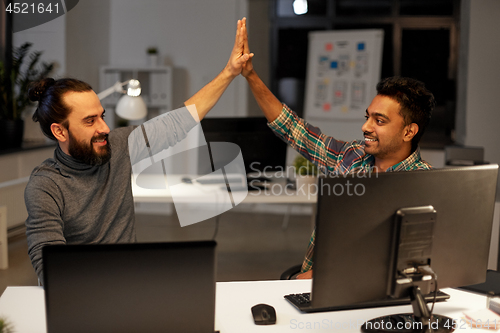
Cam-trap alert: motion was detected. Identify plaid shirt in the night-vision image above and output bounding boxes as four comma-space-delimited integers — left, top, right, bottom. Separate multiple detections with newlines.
268, 105, 432, 273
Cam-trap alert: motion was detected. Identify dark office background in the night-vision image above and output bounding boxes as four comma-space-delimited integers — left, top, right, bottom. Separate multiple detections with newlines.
269, 0, 459, 149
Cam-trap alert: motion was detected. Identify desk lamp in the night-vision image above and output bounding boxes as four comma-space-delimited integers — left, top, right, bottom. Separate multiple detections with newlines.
97, 79, 147, 120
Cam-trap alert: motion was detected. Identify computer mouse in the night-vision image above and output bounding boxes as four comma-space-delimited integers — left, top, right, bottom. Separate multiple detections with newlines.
181, 177, 192, 184
251, 303, 276, 325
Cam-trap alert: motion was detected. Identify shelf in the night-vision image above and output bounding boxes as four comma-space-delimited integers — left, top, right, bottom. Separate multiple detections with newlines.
99, 66, 173, 128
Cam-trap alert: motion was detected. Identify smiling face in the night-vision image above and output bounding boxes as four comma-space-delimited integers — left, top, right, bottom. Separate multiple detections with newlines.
361, 95, 417, 168
56, 91, 111, 165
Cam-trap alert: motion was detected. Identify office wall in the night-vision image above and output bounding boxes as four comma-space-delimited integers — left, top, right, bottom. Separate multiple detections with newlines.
66, 0, 111, 90
66, 0, 249, 117
457, 0, 500, 270
12, 14, 65, 77
107, 0, 248, 117
247, 0, 271, 117
457, 0, 500, 188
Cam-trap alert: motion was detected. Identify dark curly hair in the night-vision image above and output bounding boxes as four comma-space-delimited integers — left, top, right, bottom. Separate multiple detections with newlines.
28, 78, 93, 140
376, 77, 435, 151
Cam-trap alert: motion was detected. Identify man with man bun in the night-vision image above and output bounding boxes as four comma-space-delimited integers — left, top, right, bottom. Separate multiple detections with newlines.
25, 18, 253, 283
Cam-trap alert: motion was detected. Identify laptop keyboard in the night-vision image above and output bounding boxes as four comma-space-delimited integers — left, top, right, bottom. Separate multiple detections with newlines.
284, 290, 450, 313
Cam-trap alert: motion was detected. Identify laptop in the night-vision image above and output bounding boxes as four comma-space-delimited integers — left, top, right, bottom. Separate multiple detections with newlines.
43, 241, 217, 333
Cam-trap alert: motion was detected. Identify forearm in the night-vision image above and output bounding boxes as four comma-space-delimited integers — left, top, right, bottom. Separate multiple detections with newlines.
269, 105, 346, 175
184, 68, 236, 121
245, 69, 283, 122
26, 221, 66, 284
128, 106, 198, 165
25, 179, 67, 283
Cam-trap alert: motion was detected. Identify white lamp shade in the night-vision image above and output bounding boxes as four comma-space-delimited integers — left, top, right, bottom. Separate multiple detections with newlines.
115, 95, 147, 120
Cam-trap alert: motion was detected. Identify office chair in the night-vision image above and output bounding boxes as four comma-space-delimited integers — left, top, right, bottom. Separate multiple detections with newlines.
280, 264, 302, 280
444, 145, 486, 166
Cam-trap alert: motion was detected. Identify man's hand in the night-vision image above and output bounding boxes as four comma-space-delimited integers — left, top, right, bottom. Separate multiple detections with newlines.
240, 18, 254, 78
225, 17, 254, 77
296, 270, 313, 279
238, 18, 282, 122
184, 18, 254, 120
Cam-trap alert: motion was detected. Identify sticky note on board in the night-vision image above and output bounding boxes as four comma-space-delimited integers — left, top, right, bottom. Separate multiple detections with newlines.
464, 309, 500, 321
463, 309, 500, 330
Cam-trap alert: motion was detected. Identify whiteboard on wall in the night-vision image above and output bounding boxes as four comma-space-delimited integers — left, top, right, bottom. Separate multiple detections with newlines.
303, 30, 384, 139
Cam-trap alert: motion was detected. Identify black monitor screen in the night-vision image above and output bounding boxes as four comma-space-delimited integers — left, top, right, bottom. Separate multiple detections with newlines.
199, 117, 288, 175
312, 165, 498, 310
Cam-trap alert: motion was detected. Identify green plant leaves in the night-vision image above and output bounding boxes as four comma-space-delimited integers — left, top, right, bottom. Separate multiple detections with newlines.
0, 42, 54, 120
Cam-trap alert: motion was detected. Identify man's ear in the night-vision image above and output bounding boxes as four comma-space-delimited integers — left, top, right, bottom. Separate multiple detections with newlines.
50, 123, 68, 143
403, 123, 419, 142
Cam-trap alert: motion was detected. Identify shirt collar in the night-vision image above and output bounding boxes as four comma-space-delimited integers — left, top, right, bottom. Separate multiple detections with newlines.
386, 147, 423, 172
55, 144, 99, 171
361, 147, 423, 172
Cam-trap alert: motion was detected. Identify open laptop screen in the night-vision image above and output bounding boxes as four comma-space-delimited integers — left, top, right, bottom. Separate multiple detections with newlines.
43, 241, 216, 333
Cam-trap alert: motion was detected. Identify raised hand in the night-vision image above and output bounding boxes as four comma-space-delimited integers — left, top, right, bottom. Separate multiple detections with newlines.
225, 17, 254, 77
240, 16, 283, 122
184, 18, 255, 120
241, 18, 254, 78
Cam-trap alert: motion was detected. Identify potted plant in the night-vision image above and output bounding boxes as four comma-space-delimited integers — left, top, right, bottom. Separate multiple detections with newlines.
146, 46, 158, 67
0, 317, 14, 333
0, 42, 54, 150
293, 155, 318, 192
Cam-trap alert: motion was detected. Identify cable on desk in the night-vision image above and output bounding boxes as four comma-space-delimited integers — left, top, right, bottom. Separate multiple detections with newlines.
418, 265, 438, 319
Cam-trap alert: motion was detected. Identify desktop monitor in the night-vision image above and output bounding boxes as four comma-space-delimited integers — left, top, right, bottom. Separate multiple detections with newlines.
311, 165, 498, 328
198, 117, 288, 177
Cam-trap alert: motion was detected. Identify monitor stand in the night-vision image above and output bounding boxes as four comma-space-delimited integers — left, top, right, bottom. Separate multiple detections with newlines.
361, 287, 454, 333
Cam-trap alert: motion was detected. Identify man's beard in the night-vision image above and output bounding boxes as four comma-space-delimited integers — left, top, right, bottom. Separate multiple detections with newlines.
68, 131, 112, 166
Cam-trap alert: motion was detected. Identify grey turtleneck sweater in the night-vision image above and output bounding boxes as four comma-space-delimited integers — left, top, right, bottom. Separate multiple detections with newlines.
25, 108, 197, 283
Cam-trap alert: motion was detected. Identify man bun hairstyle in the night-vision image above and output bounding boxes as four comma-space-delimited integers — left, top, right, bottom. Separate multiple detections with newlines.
376, 76, 435, 152
28, 78, 56, 102
28, 78, 93, 140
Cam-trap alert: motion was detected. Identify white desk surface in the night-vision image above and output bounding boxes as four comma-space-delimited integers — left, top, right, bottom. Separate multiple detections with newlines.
132, 174, 317, 204
0, 280, 490, 333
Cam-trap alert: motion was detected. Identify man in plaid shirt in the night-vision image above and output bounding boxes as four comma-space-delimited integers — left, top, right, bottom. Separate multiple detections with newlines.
239, 24, 435, 278
268, 91, 433, 276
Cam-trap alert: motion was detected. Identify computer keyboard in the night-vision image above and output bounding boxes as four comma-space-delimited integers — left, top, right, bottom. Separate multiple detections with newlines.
286, 292, 311, 305
284, 290, 450, 313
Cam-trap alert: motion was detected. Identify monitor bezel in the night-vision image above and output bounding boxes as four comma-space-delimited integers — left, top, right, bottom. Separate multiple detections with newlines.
311, 165, 498, 309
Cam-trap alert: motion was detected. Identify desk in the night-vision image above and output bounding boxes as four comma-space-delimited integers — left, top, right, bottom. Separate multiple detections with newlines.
132, 175, 317, 204
215, 281, 486, 332
0, 280, 489, 333
133, 175, 317, 228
